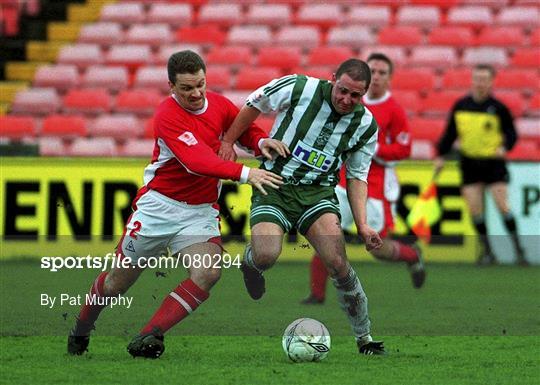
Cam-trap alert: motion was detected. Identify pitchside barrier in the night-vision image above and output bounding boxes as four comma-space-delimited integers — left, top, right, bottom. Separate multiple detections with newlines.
1, 158, 539, 264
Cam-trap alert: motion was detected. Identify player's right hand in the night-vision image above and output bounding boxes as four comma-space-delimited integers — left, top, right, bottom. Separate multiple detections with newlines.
247, 168, 283, 195
433, 156, 445, 173
218, 141, 237, 161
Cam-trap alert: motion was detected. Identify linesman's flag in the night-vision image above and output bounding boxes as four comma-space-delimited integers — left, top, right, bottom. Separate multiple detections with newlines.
406, 182, 442, 243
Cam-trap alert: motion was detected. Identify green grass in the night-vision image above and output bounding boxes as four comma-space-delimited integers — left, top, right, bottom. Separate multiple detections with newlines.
1, 260, 539, 384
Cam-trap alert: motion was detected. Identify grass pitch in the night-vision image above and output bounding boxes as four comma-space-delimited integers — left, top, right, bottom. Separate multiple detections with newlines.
1, 260, 539, 385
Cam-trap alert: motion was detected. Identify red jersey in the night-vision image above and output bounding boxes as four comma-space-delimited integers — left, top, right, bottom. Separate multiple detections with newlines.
339, 92, 411, 200
141, 91, 267, 205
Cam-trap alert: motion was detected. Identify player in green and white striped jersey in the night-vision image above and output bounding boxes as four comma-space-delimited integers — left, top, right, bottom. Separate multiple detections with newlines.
220, 59, 386, 355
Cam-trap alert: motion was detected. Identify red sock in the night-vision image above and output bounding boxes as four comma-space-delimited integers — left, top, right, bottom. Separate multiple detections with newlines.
311, 254, 329, 300
141, 279, 209, 335
75, 272, 108, 335
393, 241, 419, 264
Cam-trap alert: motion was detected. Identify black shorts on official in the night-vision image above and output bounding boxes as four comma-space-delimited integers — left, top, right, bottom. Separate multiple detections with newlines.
250, 183, 340, 235
459, 155, 509, 185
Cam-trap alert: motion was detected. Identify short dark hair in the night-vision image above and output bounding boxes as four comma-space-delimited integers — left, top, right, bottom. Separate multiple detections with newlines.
366, 52, 394, 75
335, 58, 371, 88
167, 50, 206, 84
474, 63, 496, 77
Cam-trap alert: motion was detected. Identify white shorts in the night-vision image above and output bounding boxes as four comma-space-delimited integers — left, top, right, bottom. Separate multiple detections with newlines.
335, 186, 394, 235
119, 189, 221, 264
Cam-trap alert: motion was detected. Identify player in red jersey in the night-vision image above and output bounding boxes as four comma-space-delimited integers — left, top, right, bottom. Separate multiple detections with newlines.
67, 51, 287, 358
302, 53, 426, 305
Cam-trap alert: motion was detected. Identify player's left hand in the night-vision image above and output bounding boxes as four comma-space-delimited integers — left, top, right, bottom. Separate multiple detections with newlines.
218, 141, 237, 161
358, 225, 383, 251
260, 139, 290, 161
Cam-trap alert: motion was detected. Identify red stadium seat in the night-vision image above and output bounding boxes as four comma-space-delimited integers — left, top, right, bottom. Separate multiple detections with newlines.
476, 27, 525, 47
291, 66, 332, 80
495, 91, 526, 117
295, 4, 342, 29
100, 3, 145, 25
346, 6, 392, 27
115, 89, 163, 116
245, 4, 292, 26
441, 68, 472, 91
327, 26, 375, 48
507, 140, 540, 161
462, 47, 508, 67
57, 44, 103, 68
361, 46, 408, 67
206, 66, 233, 92
147, 3, 193, 27
155, 44, 203, 65
82, 65, 129, 92
78, 22, 124, 47
409, 47, 458, 68
221, 90, 250, 109
105, 45, 152, 71
446, 6, 493, 27
176, 25, 226, 47
511, 48, 540, 68
420, 91, 462, 117
516, 118, 540, 141
206, 46, 252, 67
198, 4, 243, 27
39, 137, 66, 156
408, 0, 458, 8
33, 64, 79, 92
143, 117, 154, 139
391, 90, 421, 116
428, 26, 474, 46
378, 26, 423, 46
68, 137, 117, 157
391, 69, 436, 93
494, 69, 539, 91
458, 0, 508, 8
409, 117, 446, 143
275, 26, 321, 48
120, 138, 155, 157
125, 24, 173, 47
0, 116, 36, 139
411, 140, 435, 160
256, 47, 302, 71
11, 88, 60, 115
396, 5, 441, 27
41, 115, 87, 138
496, 6, 540, 27
90, 114, 142, 140
227, 25, 273, 47
307, 46, 355, 67
235, 67, 281, 90
531, 28, 540, 46
528, 94, 540, 117
63, 88, 112, 115
133, 66, 168, 93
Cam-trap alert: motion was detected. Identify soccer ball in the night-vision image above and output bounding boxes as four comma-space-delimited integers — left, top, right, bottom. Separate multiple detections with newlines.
282, 318, 331, 363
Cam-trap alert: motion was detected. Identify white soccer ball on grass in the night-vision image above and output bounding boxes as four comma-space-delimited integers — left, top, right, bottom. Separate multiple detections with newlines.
282, 318, 331, 363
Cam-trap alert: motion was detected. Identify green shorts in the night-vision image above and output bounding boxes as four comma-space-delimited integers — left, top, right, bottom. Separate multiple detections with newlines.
250, 184, 341, 235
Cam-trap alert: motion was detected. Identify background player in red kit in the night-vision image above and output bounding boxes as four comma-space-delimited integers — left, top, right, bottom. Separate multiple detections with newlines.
302, 53, 426, 304
67, 50, 287, 358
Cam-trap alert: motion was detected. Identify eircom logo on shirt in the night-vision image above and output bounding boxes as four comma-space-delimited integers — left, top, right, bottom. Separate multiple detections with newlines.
178, 132, 198, 146
292, 140, 335, 172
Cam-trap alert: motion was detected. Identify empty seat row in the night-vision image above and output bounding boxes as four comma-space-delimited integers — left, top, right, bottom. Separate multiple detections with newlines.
98, 3, 540, 29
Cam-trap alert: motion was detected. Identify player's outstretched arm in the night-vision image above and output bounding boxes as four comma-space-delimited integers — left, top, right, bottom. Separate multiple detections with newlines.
219, 105, 261, 161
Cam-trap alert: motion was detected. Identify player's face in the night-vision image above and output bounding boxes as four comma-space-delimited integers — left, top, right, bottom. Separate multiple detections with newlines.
170, 69, 207, 111
471, 69, 493, 102
331, 73, 367, 115
367, 59, 391, 99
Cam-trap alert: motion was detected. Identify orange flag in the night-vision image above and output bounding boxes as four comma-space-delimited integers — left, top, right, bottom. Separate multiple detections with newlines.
406, 182, 442, 243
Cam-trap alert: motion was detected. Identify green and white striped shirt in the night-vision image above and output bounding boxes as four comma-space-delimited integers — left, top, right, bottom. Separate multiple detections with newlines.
246, 75, 378, 186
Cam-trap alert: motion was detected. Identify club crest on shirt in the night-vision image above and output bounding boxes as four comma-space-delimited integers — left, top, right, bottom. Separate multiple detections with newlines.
178, 132, 198, 146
